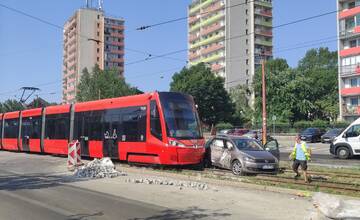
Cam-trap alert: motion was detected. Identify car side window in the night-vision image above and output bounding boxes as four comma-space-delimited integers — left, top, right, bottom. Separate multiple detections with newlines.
346, 125, 360, 137
211, 139, 224, 148
225, 141, 234, 150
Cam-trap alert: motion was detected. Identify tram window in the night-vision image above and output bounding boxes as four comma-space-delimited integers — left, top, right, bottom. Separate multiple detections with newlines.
121, 106, 146, 142
45, 113, 70, 139
150, 101, 162, 140
4, 119, 19, 138
22, 116, 41, 139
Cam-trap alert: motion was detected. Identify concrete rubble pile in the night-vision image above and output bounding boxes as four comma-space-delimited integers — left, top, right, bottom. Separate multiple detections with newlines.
75, 157, 126, 178
311, 192, 360, 220
125, 177, 209, 190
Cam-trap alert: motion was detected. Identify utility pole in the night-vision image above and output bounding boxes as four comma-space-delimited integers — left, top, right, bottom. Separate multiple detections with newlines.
262, 58, 267, 145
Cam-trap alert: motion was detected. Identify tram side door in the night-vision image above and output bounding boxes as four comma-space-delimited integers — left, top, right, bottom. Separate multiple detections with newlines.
103, 114, 120, 159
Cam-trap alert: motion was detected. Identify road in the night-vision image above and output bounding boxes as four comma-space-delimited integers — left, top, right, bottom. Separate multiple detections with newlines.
277, 138, 360, 168
0, 151, 314, 220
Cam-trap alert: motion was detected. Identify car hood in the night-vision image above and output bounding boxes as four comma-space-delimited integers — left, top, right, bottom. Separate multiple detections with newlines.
242, 150, 275, 160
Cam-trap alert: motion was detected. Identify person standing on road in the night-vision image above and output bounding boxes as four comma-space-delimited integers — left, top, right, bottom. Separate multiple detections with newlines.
290, 135, 311, 183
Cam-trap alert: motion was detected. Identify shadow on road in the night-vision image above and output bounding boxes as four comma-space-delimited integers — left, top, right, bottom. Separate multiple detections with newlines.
0, 172, 84, 191
129, 206, 231, 220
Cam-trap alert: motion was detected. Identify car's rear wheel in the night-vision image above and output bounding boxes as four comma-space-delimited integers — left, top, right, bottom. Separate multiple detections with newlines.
231, 160, 244, 176
337, 147, 350, 159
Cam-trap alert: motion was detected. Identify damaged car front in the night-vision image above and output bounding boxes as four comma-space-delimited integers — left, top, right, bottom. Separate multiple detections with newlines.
205, 136, 279, 176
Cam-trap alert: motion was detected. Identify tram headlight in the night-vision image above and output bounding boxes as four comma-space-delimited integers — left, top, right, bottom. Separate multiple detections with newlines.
168, 140, 186, 147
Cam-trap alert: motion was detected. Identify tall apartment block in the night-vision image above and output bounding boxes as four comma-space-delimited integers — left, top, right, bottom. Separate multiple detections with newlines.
188, 0, 273, 92
337, 0, 360, 121
62, 6, 124, 104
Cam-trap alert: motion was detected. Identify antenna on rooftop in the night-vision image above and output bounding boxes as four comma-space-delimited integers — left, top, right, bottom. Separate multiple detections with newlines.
98, 0, 104, 10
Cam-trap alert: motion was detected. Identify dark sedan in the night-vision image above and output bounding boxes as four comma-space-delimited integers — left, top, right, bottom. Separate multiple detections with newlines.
204, 135, 279, 175
321, 128, 343, 143
300, 128, 324, 143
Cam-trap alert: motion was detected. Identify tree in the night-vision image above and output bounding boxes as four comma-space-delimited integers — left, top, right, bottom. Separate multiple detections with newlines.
0, 99, 25, 113
253, 48, 339, 123
170, 63, 234, 125
229, 84, 253, 125
76, 65, 142, 102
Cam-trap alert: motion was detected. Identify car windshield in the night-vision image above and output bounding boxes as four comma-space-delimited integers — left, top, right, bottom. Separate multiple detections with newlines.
233, 139, 264, 151
302, 128, 316, 134
326, 129, 341, 135
160, 92, 202, 140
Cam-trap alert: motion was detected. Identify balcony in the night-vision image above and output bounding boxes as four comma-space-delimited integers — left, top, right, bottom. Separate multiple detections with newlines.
255, 29, 273, 37
189, 15, 200, 24
201, 22, 224, 36
190, 32, 224, 49
341, 87, 360, 96
343, 105, 360, 116
212, 64, 225, 72
189, 0, 216, 15
201, 13, 225, 28
189, 33, 200, 42
110, 32, 124, 38
189, 52, 201, 60
201, 44, 224, 56
202, 53, 223, 63
340, 64, 360, 77
110, 25, 124, 31
202, 1, 224, 14
340, 46, 360, 57
255, 19, 272, 27
254, 48, 272, 56
254, 9, 272, 17
110, 50, 124, 55
339, 6, 360, 19
254, 0, 272, 8
255, 39, 273, 47
107, 41, 124, 47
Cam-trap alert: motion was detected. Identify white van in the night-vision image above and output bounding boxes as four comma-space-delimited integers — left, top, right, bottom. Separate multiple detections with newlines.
330, 118, 360, 159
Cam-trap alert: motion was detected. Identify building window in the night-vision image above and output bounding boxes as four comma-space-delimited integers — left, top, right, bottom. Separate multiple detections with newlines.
245, 9, 248, 15
97, 48, 100, 53
351, 78, 358, 87
246, 49, 249, 54
97, 57, 100, 62
97, 15, 100, 19
246, 69, 249, 76
246, 59, 249, 65
246, 19, 248, 25
351, 97, 358, 106
97, 23, 100, 28
246, 39, 249, 45
350, 39, 357, 48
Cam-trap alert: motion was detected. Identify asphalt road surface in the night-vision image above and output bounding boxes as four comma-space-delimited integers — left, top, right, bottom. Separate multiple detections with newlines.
0, 151, 313, 220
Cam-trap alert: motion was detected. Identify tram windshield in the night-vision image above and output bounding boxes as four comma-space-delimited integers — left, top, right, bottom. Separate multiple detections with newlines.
159, 92, 202, 140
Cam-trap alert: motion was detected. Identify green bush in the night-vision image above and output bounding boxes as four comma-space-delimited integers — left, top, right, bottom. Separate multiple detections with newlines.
216, 122, 233, 130
330, 121, 350, 129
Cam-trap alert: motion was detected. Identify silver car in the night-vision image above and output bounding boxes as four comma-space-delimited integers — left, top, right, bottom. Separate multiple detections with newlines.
205, 135, 280, 175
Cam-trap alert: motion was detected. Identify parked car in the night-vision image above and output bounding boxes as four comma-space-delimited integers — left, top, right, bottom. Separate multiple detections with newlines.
321, 128, 343, 143
300, 128, 324, 143
242, 130, 274, 143
204, 135, 279, 175
331, 118, 360, 159
227, 128, 249, 136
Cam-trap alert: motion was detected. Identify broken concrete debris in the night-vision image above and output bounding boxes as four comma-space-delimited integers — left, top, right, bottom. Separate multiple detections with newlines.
125, 178, 209, 190
74, 157, 126, 178
312, 192, 360, 219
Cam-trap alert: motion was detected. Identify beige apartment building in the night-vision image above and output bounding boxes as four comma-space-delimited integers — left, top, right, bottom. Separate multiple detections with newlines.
188, 0, 273, 96
62, 7, 124, 104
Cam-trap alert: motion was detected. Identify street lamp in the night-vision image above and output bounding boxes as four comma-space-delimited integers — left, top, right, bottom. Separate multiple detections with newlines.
261, 50, 267, 145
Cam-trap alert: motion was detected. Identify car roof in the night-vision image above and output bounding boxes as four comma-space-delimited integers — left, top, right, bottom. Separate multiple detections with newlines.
213, 134, 253, 140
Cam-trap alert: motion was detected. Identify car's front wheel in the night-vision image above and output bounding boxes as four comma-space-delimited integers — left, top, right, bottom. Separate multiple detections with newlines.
337, 146, 350, 159
231, 160, 244, 176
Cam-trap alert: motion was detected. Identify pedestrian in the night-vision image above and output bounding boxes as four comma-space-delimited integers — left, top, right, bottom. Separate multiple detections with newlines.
289, 134, 311, 183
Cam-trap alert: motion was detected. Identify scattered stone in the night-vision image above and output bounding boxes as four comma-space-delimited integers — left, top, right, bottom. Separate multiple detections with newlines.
125, 177, 209, 190
74, 158, 126, 179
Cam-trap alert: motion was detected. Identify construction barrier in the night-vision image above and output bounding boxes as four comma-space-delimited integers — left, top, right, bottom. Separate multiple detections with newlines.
68, 140, 82, 170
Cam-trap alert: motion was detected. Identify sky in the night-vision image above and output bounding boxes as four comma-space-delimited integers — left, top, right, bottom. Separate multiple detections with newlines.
0, 0, 337, 103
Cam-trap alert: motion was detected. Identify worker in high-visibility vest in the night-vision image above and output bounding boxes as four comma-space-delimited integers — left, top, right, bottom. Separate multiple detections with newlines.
289, 134, 311, 183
